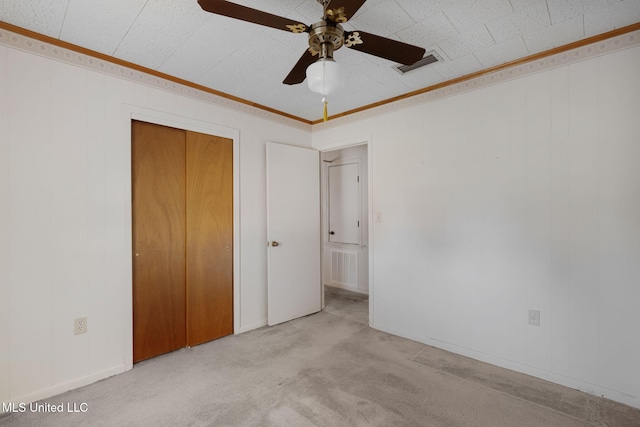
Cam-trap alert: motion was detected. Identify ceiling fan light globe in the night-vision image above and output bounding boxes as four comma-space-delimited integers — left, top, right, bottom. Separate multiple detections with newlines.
306, 59, 344, 96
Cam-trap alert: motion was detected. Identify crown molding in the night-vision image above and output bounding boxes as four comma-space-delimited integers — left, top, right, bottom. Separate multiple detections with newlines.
313, 23, 640, 130
1, 21, 638, 132
0, 22, 312, 131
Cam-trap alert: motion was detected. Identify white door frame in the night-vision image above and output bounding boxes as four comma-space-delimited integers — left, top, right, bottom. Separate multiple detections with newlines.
123, 106, 241, 370
317, 138, 373, 326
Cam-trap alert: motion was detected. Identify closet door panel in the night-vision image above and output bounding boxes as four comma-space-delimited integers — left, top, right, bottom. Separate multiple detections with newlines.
132, 121, 187, 362
186, 132, 233, 346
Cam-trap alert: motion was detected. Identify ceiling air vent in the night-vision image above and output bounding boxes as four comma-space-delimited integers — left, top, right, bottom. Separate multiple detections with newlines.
394, 51, 442, 74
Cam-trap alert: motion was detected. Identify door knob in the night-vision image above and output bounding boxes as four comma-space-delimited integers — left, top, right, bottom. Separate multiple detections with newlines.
271, 241, 280, 247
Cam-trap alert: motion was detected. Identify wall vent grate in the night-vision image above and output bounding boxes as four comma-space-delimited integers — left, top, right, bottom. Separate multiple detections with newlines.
394, 51, 442, 74
330, 250, 358, 287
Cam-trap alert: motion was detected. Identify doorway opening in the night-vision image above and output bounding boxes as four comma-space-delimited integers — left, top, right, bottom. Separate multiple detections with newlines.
320, 144, 369, 323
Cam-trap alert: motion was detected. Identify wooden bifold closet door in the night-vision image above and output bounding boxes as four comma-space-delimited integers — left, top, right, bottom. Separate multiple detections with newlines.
132, 121, 233, 363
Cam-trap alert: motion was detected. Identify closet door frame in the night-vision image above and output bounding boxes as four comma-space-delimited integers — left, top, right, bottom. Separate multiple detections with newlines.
123, 107, 240, 371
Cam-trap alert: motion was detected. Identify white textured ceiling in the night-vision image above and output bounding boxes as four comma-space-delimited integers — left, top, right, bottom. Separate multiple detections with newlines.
1, 0, 639, 121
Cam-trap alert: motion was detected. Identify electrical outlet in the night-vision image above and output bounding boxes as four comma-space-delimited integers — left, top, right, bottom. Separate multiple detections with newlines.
74, 317, 88, 335
528, 310, 540, 326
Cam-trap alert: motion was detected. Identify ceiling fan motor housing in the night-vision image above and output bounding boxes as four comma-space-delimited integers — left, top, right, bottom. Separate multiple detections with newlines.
308, 20, 344, 58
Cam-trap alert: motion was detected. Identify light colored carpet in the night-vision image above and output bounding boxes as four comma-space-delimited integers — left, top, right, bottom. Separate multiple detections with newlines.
1, 286, 639, 426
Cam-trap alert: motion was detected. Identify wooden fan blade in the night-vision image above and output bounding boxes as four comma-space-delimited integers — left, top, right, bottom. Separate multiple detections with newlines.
283, 49, 318, 85
325, 0, 367, 23
198, 0, 309, 33
344, 31, 425, 65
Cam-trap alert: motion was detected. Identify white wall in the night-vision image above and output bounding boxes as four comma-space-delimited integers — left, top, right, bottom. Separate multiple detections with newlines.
0, 43, 311, 404
312, 45, 640, 408
2, 25, 639, 411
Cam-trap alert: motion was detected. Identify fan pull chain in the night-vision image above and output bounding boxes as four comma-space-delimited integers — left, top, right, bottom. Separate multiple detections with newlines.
322, 97, 328, 122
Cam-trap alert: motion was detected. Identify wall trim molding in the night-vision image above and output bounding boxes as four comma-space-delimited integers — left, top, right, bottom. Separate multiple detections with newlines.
236, 320, 268, 334
2, 22, 639, 131
313, 24, 640, 130
373, 323, 640, 410
0, 22, 312, 131
9, 365, 126, 406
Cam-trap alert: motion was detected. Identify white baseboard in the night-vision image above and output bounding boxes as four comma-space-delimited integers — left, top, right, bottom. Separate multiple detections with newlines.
372, 322, 640, 410
325, 283, 369, 295
9, 365, 126, 406
236, 319, 267, 334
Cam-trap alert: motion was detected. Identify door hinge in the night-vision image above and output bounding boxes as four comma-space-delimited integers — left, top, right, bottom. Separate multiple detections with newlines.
357, 221, 360, 227
357, 176, 360, 182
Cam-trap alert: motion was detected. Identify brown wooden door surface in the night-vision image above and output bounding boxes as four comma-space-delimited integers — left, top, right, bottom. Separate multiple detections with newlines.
132, 121, 233, 362
186, 132, 234, 346
132, 121, 187, 363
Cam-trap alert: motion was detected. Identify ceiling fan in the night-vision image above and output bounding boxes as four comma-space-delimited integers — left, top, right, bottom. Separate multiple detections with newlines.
197, 0, 426, 119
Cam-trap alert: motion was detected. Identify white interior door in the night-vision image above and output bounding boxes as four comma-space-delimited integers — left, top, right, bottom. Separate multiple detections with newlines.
329, 162, 360, 244
267, 142, 321, 326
